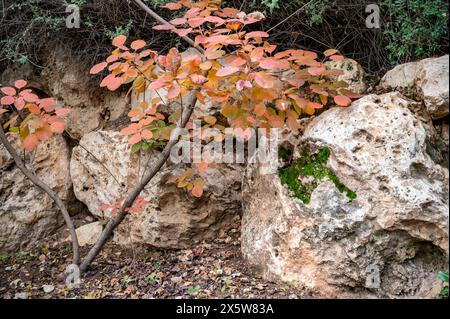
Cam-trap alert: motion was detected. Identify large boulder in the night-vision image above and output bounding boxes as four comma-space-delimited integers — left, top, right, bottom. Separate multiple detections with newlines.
0, 135, 76, 252
380, 55, 449, 119
70, 130, 243, 248
242, 93, 449, 298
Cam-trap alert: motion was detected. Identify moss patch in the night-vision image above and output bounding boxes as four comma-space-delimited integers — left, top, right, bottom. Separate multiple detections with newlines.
278, 147, 356, 204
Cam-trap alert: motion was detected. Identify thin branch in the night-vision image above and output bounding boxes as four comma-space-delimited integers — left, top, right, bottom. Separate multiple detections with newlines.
79, 92, 197, 273
131, 0, 204, 55
0, 125, 80, 265
266, 0, 316, 33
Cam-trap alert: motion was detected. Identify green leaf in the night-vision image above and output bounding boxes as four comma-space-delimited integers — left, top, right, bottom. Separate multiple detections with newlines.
438, 271, 449, 283
131, 142, 142, 153
187, 284, 201, 294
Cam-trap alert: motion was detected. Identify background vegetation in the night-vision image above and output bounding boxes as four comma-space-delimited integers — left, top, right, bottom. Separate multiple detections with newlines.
0, 0, 448, 77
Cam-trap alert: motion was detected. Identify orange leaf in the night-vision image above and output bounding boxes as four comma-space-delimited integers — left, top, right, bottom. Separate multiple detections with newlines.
153, 24, 175, 31
23, 134, 39, 151
191, 179, 205, 198
195, 162, 209, 174
39, 97, 57, 112
216, 66, 239, 77
131, 40, 146, 50
329, 55, 345, 61
170, 17, 187, 25
141, 130, 153, 139
90, 62, 108, 74
167, 84, 181, 100
112, 35, 127, 47
254, 103, 266, 117
334, 95, 352, 106
245, 31, 269, 39
173, 28, 193, 37
50, 121, 65, 134
307, 67, 325, 76
324, 49, 338, 57
254, 72, 274, 89
55, 108, 72, 117
163, 2, 182, 10
128, 133, 142, 145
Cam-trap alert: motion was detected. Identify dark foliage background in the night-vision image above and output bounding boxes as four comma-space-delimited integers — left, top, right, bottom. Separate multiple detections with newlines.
0, 0, 448, 78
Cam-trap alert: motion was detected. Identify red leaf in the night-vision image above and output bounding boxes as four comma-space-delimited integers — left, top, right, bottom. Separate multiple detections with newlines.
90, 62, 108, 74
334, 95, 352, 106
112, 35, 127, 47
216, 66, 240, 77
1, 87, 16, 96
14, 80, 27, 89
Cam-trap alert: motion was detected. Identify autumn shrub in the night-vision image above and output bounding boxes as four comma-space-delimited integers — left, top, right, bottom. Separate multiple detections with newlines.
1, 0, 355, 271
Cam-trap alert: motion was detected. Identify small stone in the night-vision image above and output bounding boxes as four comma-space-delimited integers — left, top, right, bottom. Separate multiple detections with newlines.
13, 292, 28, 299
42, 284, 54, 293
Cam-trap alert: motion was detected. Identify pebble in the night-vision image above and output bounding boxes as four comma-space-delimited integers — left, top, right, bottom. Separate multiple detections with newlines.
42, 284, 55, 293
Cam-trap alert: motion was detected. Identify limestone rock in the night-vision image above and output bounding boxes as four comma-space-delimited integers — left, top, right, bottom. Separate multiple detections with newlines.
41, 52, 130, 139
70, 130, 243, 248
0, 135, 75, 252
75, 222, 103, 247
380, 55, 449, 119
242, 93, 449, 298
325, 58, 367, 94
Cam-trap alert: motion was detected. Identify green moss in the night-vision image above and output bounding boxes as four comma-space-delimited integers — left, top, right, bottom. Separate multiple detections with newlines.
278, 147, 356, 204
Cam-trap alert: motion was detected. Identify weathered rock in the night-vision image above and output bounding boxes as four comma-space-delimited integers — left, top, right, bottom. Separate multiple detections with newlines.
325, 58, 367, 94
0, 136, 76, 252
75, 222, 103, 247
70, 130, 243, 248
242, 92, 449, 298
41, 51, 130, 139
380, 55, 449, 119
